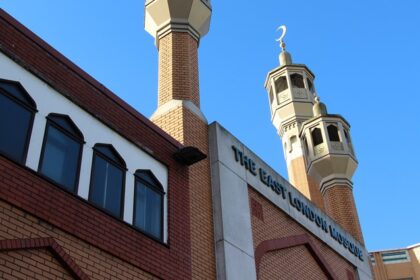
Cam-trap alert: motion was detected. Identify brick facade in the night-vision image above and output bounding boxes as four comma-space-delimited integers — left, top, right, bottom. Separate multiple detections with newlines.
259, 246, 329, 280
0, 247, 74, 280
0, 9, 193, 279
0, 7, 371, 280
288, 156, 324, 210
371, 244, 420, 280
0, 134, 191, 279
0, 9, 182, 159
249, 188, 357, 280
152, 31, 216, 280
158, 33, 200, 108
323, 185, 364, 245
0, 199, 159, 280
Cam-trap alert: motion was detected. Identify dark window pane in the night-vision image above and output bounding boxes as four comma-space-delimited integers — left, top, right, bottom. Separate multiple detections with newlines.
134, 179, 162, 240
327, 125, 340, 142
95, 145, 125, 167
0, 82, 35, 107
291, 74, 305, 88
48, 115, 83, 140
311, 128, 323, 146
0, 93, 32, 162
136, 171, 163, 191
275, 76, 288, 93
90, 155, 123, 217
39, 126, 81, 191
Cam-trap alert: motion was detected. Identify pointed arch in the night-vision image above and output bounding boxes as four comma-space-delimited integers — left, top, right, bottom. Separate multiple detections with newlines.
255, 234, 338, 280
0, 237, 90, 280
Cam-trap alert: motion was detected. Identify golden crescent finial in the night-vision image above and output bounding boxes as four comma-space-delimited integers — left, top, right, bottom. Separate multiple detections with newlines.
275, 25, 287, 51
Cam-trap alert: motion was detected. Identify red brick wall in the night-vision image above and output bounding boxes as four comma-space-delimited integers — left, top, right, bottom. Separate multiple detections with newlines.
323, 185, 364, 245
288, 156, 324, 210
152, 31, 216, 280
0, 9, 193, 279
158, 33, 200, 107
249, 188, 357, 280
0, 151, 190, 279
0, 9, 183, 164
0, 200, 163, 280
0, 248, 74, 280
259, 246, 329, 280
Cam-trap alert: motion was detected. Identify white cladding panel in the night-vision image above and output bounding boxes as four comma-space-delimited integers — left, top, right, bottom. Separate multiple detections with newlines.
0, 52, 169, 242
209, 122, 372, 280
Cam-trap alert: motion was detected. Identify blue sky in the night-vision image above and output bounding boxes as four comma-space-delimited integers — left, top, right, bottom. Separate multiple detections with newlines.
1, 0, 419, 251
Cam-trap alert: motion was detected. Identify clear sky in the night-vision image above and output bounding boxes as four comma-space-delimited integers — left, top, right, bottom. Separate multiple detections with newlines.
1, 0, 419, 252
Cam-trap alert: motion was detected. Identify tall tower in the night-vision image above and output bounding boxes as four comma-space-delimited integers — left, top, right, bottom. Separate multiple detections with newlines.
264, 27, 364, 244
145, 1, 216, 279
300, 99, 364, 244
264, 27, 324, 210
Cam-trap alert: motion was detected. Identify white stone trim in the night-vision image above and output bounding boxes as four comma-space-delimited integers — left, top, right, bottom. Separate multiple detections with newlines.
320, 177, 353, 195
209, 122, 372, 280
0, 52, 169, 243
151, 99, 208, 123
157, 22, 201, 44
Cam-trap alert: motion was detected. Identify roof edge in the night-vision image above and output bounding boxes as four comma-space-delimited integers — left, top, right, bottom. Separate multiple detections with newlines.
0, 8, 183, 150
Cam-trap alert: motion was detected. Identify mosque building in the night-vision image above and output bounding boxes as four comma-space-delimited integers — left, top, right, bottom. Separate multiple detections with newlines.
0, 1, 372, 279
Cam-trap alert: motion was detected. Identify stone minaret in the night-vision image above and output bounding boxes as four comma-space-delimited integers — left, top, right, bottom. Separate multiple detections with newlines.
264, 28, 324, 210
264, 27, 363, 243
300, 99, 364, 244
145, 0, 216, 279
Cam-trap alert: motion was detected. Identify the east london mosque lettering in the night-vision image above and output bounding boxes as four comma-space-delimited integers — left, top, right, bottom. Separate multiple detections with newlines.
231, 146, 364, 261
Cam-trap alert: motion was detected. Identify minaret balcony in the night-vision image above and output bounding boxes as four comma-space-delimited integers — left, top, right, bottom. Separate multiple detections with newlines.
145, 0, 212, 42
300, 115, 358, 185
265, 67, 318, 130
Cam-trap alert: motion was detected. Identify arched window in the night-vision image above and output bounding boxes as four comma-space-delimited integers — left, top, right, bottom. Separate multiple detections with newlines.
89, 144, 126, 218
0, 79, 36, 163
290, 73, 305, 88
134, 170, 164, 240
38, 114, 84, 193
327, 125, 340, 142
311, 127, 323, 146
275, 76, 288, 93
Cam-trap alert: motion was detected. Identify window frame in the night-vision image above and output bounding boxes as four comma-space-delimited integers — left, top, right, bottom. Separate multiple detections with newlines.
327, 124, 340, 142
0, 79, 37, 164
275, 76, 288, 93
38, 114, 84, 194
88, 144, 127, 219
290, 73, 305, 89
311, 127, 324, 146
133, 170, 165, 241
381, 250, 410, 264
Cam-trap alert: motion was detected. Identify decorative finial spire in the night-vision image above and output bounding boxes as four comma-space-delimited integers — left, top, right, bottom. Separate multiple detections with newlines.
276, 25, 287, 51
313, 95, 328, 116
276, 25, 292, 66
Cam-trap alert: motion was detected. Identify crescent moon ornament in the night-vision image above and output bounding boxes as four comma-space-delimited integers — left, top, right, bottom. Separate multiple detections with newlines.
276, 25, 287, 51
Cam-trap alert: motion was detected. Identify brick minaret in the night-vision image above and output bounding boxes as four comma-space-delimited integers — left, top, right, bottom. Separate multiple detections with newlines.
145, 1, 215, 279
264, 30, 324, 210
300, 99, 364, 244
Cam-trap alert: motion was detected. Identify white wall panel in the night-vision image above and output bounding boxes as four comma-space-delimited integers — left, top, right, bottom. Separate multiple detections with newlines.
0, 52, 169, 242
